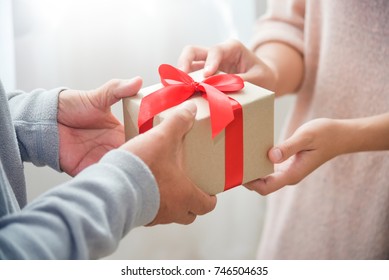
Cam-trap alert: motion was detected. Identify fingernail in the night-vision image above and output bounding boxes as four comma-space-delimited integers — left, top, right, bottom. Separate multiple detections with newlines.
128, 76, 142, 85
180, 101, 197, 116
118, 76, 142, 89
271, 147, 283, 162
203, 64, 212, 76
177, 64, 186, 72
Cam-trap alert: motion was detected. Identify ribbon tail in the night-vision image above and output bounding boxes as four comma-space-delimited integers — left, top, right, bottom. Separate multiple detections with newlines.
201, 83, 234, 138
224, 98, 244, 190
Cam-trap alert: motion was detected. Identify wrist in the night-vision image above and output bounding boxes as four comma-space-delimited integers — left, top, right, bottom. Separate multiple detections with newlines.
332, 119, 359, 155
339, 114, 389, 153
57, 89, 73, 126
254, 42, 304, 96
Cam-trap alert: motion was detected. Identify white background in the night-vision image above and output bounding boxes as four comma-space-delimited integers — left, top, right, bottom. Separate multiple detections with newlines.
0, 0, 295, 259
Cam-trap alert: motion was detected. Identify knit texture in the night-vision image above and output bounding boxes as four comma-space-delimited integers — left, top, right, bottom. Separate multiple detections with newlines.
0, 81, 159, 259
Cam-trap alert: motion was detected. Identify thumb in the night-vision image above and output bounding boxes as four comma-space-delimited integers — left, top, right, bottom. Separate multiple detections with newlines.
90, 76, 143, 107
269, 131, 311, 163
112, 76, 143, 100
203, 49, 222, 77
158, 101, 197, 139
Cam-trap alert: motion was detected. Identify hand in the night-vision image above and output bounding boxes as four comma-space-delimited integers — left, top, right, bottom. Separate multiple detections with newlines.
245, 118, 346, 195
178, 39, 276, 90
58, 77, 143, 176
121, 101, 217, 225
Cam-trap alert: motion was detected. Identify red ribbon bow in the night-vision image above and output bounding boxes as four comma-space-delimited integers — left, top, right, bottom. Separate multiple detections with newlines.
138, 64, 244, 138
137, 64, 245, 191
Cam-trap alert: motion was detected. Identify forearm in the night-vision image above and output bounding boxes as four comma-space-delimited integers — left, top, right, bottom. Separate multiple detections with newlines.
0, 150, 159, 259
337, 112, 389, 154
255, 42, 304, 97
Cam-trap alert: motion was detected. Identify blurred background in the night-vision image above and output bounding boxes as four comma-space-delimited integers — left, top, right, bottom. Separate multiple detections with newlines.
0, 0, 295, 259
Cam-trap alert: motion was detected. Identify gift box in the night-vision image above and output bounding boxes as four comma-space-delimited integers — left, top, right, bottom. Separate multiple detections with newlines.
123, 64, 274, 195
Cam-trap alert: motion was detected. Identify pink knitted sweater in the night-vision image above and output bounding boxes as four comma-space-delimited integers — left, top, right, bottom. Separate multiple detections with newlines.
252, 0, 389, 259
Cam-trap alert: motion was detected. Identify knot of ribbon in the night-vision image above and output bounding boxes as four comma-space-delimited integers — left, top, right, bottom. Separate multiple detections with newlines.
138, 64, 244, 138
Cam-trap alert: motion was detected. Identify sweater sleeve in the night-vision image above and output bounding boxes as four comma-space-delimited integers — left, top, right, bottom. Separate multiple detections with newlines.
251, 0, 305, 54
0, 149, 159, 259
7, 88, 64, 171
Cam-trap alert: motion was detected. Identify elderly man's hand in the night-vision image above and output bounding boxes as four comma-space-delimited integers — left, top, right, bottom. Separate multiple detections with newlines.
57, 77, 142, 176
121, 101, 217, 225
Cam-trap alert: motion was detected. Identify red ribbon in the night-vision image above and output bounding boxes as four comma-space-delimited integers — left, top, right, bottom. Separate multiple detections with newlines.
138, 64, 244, 190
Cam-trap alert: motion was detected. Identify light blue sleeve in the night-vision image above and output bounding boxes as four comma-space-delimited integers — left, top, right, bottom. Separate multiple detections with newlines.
7, 88, 63, 171
0, 149, 159, 259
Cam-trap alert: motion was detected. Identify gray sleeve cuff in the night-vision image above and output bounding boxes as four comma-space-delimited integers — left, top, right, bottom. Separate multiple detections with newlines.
99, 149, 160, 228
8, 88, 64, 171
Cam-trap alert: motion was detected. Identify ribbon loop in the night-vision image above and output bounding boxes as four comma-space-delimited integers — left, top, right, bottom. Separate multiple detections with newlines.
138, 64, 244, 138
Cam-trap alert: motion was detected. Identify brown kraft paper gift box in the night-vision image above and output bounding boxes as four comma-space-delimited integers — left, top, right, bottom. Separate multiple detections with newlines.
123, 69, 274, 195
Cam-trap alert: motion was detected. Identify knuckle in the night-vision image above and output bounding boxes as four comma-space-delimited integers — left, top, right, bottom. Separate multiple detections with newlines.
181, 45, 197, 56
182, 44, 195, 51
256, 187, 271, 196
226, 38, 240, 46
148, 128, 169, 145
99, 79, 122, 99
106, 78, 121, 89
182, 216, 196, 225
176, 109, 192, 124
154, 129, 168, 142
210, 44, 223, 55
288, 173, 303, 186
246, 183, 270, 196
227, 39, 244, 51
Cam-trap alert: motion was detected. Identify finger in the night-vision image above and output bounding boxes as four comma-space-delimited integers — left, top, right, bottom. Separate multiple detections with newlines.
244, 171, 289, 195
188, 184, 217, 216
189, 61, 206, 72
203, 45, 225, 77
246, 147, 322, 195
176, 212, 197, 225
241, 62, 277, 90
158, 101, 197, 139
178, 45, 209, 73
91, 77, 143, 107
203, 39, 244, 77
269, 130, 312, 163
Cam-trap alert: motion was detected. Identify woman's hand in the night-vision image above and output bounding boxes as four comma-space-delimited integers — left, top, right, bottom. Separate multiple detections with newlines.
245, 118, 346, 195
178, 39, 277, 91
